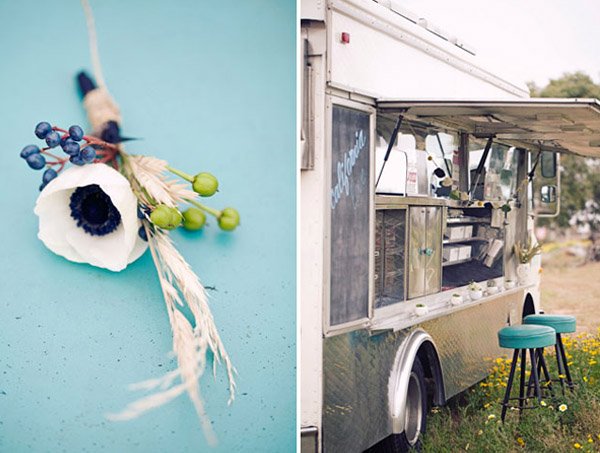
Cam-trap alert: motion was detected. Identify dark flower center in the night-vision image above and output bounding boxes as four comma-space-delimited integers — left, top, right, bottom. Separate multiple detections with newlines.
70, 184, 121, 236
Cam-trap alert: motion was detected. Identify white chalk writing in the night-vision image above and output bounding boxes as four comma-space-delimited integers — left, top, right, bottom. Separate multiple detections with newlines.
331, 129, 367, 209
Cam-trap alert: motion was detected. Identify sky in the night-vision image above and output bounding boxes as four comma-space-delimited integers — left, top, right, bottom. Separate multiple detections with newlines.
399, 0, 600, 89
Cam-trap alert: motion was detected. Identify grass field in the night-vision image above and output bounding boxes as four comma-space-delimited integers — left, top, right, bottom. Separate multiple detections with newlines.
421, 243, 600, 452
541, 245, 600, 333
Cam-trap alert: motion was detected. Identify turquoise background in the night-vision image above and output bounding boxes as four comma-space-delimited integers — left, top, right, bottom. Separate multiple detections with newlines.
0, 1, 296, 452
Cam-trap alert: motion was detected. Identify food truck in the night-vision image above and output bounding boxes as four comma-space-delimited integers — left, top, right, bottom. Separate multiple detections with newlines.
300, 0, 600, 451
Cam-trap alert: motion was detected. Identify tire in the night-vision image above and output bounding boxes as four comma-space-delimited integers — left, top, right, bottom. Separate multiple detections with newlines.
365, 357, 428, 453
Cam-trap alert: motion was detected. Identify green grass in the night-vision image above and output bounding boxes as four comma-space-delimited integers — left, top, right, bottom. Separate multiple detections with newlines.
421, 332, 600, 452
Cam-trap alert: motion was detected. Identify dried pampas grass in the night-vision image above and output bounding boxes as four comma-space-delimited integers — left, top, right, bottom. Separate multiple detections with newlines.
126, 155, 197, 207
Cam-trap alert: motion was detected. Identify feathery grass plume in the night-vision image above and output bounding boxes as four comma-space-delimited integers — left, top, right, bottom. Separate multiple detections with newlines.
125, 154, 197, 207
107, 228, 236, 445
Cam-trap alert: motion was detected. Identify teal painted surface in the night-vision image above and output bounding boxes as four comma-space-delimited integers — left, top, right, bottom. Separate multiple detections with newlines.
524, 314, 577, 334
498, 325, 556, 349
0, 1, 296, 451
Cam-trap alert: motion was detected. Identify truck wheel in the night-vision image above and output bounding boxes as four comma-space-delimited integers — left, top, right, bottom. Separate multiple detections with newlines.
367, 357, 428, 452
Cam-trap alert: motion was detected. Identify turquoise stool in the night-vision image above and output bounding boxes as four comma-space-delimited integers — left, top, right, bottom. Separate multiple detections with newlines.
498, 324, 556, 421
524, 314, 577, 391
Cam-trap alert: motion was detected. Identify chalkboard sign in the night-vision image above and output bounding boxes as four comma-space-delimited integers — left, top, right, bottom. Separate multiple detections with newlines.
330, 105, 371, 326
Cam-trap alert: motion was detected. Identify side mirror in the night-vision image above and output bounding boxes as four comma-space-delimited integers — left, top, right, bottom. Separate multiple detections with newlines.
540, 185, 557, 204
532, 151, 560, 217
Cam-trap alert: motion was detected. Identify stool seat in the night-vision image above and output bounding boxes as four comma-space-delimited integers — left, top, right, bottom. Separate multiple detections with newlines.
523, 314, 576, 334
498, 325, 556, 349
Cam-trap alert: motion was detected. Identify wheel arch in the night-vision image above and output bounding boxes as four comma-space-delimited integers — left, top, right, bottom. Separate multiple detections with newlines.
388, 328, 446, 434
522, 292, 536, 321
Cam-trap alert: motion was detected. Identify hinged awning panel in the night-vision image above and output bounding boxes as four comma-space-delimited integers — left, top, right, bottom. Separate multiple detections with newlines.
376, 98, 600, 157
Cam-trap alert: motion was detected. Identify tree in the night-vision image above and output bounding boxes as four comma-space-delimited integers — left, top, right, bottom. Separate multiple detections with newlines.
529, 72, 600, 99
528, 72, 600, 260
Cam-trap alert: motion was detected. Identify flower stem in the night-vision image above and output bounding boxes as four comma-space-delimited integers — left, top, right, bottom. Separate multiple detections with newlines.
167, 166, 194, 183
186, 198, 221, 218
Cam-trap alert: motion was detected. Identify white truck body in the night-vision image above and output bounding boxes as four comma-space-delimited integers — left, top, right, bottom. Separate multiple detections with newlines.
300, 1, 600, 451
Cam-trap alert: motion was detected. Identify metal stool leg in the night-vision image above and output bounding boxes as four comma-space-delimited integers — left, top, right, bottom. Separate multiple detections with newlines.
554, 341, 566, 394
527, 348, 549, 397
557, 333, 574, 390
518, 349, 527, 418
501, 349, 519, 422
529, 348, 542, 402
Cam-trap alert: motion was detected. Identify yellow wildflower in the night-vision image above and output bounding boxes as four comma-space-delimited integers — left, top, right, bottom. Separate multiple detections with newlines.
574, 443, 582, 449
584, 376, 588, 382
484, 403, 491, 409
589, 359, 597, 365
477, 430, 483, 436
558, 374, 567, 379
559, 404, 568, 412
540, 400, 547, 407
487, 414, 496, 420
516, 437, 525, 446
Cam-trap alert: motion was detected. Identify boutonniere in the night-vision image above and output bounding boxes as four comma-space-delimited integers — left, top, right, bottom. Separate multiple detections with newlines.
19, 71, 239, 445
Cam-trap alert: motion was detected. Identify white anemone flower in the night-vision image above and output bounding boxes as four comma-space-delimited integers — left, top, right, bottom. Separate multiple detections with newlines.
34, 163, 147, 272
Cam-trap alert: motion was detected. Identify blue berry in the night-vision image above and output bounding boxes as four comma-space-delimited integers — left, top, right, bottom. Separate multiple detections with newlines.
138, 225, 148, 241
68, 125, 84, 141
70, 155, 85, 166
20, 144, 40, 159
34, 122, 52, 139
26, 153, 46, 170
61, 138, 80, 156
80, 146, 96, 163
45, 131, 61, 148
42, 168, 58, 184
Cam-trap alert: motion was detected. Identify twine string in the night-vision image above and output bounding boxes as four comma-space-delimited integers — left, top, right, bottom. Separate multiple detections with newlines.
80, 0, 122, 132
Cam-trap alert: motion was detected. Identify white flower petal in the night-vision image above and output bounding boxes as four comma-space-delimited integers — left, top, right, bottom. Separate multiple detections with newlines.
128, 234, 149, 264
35, 189, 85, 263
65, 224, 130, 271
34, 163, 148, 272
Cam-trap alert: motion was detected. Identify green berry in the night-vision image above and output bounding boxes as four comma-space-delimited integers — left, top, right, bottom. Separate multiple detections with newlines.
192, 172, 218, 197
150, 205, 182, 230
168, 209, 183, 230
150, 205, 171, 228
218, 207, 240, 231
182, 207, 206, 231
